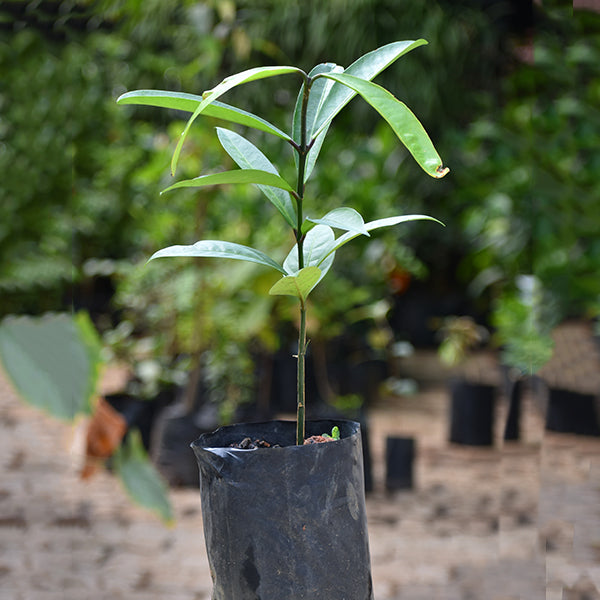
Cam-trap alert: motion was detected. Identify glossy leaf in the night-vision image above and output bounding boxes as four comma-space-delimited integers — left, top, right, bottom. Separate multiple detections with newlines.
0, 312, 102, 421
283, 224, 336, 280
171, 66, 304, 174
216, 128, 297, 227
149, 240, 286, 274
269, 266, 322, 301
321, 73, 448, 178
292, 63, 343, 181
307, 207, 369, 236
317, 214, 444, 266
117, 91, 291, 141
312, 40, 428, 138
113, 430, 174, 525
161, 169, 295, 195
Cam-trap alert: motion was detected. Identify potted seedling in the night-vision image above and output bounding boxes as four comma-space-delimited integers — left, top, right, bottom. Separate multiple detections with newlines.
118, 39, 448, 600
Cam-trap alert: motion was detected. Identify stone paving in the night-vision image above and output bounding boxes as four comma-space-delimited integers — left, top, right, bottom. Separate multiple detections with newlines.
1, 322, 600, 599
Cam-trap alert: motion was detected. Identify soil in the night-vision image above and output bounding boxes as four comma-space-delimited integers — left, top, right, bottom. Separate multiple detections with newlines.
303, 434, 336, 444
1, 321, 600, 599
229, 437, 280, 449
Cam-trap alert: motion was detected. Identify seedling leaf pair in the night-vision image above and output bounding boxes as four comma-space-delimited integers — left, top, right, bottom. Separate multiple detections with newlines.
292, 40, 430, 181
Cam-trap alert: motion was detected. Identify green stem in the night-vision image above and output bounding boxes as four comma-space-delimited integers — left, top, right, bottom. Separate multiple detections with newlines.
294, 75, 311, 444
296, 301, 307, 445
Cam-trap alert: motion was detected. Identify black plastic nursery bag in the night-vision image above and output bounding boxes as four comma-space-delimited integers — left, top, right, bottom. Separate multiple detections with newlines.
191, 419, 373, 600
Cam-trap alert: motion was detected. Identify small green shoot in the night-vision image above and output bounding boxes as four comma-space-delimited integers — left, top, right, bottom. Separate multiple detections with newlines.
322, 426, 341, 440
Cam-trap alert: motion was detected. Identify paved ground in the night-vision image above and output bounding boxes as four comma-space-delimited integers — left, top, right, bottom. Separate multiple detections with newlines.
1, 321, 600, 599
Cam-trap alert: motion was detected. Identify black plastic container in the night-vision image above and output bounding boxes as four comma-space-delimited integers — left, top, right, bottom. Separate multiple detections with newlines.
503, 378, 522, 441
385, 436, 415, 491
545, 388, 600, 437
449, 379, 496, 446
191, 419, 373, 600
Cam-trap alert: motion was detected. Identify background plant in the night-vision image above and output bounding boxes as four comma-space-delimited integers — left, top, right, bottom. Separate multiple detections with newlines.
449, 5, 600, 370
2, 0, 552, 421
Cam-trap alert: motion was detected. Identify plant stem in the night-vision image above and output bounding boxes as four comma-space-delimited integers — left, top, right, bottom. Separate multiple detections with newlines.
296, 78, 311, 268
294, 76, 311, 445
296, 301, 306, 445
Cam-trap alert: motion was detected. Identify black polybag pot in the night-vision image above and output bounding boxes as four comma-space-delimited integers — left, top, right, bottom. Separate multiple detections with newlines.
385, 436, 415, 491
545, 387, 600, 437
191, 419, 373, 600
449, 379, 496, 446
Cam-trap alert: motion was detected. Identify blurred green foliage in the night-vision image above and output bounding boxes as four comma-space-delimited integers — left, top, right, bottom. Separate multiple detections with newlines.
3, 0, 597, 398
453, 5, 600, 326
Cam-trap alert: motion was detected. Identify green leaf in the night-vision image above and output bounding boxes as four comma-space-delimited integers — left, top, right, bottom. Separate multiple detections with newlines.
307, 207, 369, 236
312, 40, 428, 138
161, 169, 295, 195
113, 430, 174, 525
117, 91, 291, 141
317, 214, 444, 266
216, 128, 297, 227
0, 312, 102, 421
149, 240, 286, 274
171, 66, 304, 175
320, 72, 449, 178
292, 63, 343, 181
283, 224, 336, 284
268, 266, 322, 301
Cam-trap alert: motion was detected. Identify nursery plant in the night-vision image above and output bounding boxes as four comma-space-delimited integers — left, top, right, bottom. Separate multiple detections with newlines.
118, 39, 448, 445
118, 40, 448, 599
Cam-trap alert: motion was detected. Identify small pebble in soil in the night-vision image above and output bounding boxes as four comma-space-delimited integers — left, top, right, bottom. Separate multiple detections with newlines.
230, 437, 280, 449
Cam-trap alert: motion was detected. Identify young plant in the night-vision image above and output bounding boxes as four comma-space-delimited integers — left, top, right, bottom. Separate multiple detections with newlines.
118, 40, 448, 445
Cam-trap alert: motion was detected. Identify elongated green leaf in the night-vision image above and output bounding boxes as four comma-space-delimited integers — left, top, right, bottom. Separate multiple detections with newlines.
320, 73, 449, 178
0, 312, 102, 421
269, 266, 322, 301
216, 128, 297, 227
312, 40, 428, 138
114, 430, 174, 525
117, 91, 291, 141
162, 169, 295, 195
149, 240, 286, 274
172, 66, 304, 174
292, 63, 343, 181
283, 224, 336, 277
307, 207, 369, 236
317, 214, 444, 266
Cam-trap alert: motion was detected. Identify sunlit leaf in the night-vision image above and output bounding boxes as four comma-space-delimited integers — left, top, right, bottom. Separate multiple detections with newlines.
113, 430, 174, 525
0, 312, 101, 421
149, 240, 286, 274
312, 40, 428, 138
161, 169, 295, 195
317, 214, 444, 266
283, 224, 336, 283
269, 266, 322, 301
307, 207, 369, 236
171, 66, 304, 174
117, 91, 291, 140
320, 73, 449, 178
216, 128, 297, 227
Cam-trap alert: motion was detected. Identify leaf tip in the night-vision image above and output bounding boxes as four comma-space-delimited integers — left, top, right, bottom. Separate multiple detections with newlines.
116, 91, 133, 105
434, 165, 450, 178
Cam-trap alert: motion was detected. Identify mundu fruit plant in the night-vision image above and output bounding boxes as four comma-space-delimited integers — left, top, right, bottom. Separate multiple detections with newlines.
117, 40, 448, 445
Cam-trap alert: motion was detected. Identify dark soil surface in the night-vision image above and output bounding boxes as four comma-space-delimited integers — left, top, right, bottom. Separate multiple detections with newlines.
229, 437, 280, 449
